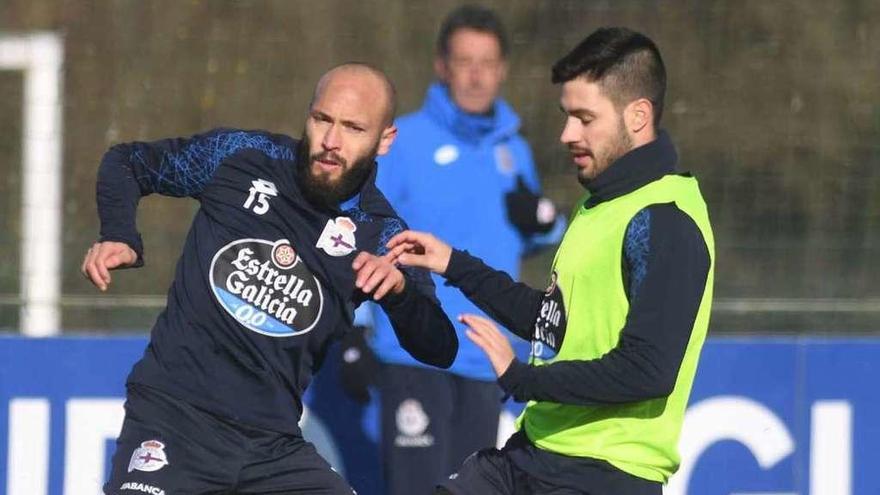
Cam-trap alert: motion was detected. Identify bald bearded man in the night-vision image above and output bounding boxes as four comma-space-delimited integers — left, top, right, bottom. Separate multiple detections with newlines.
83, 63, 457, 495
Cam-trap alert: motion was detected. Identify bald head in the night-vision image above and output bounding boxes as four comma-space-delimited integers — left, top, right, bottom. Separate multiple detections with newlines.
300, 63, 399, 209
312, 63, 397, 127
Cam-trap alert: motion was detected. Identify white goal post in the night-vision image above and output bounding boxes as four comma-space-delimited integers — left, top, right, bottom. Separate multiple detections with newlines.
0, 32, 64, 336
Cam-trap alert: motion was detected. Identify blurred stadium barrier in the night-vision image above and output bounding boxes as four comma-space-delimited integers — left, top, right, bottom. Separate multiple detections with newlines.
2, 336, 877, 494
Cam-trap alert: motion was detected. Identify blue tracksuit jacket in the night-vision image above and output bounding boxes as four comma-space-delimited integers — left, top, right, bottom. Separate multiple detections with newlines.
369, 83, 563, 381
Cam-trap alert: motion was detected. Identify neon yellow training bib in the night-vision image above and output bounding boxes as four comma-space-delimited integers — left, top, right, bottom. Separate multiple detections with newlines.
520, 174, 715, 483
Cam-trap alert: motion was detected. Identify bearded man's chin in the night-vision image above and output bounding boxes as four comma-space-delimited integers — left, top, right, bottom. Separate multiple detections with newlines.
309, 165, 332, 183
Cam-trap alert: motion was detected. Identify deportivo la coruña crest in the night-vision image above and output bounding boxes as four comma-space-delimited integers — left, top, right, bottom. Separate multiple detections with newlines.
210, 238, 325, 337
128, 440, 169, 473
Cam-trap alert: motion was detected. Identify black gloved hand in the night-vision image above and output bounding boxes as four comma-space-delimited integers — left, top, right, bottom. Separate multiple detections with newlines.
338, 326, 380, 404
505, 175, 557, 235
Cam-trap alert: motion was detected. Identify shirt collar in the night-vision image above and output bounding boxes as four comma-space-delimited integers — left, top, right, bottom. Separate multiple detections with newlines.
423, 82, 520, 144
584, 130, 678, 208
339, 193, 360, 211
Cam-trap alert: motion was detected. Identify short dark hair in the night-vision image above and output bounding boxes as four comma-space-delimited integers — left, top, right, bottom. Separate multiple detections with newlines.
436, 5, 509, 58
552, 27, 666, 125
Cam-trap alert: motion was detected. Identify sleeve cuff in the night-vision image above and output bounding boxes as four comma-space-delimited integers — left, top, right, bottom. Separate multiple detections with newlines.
97, 233, 145, 268
378, 277, 416, 311
498, 359, 530, 399
444, 249, 480, 286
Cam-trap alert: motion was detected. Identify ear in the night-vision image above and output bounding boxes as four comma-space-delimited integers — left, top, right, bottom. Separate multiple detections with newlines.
434, 56, 449, 82
377, 124, 398, 156
498, 59, 509, 83
625, 98, 653, 134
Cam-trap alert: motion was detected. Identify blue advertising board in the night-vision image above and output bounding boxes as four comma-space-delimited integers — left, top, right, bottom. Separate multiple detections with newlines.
1, 336, 878, 494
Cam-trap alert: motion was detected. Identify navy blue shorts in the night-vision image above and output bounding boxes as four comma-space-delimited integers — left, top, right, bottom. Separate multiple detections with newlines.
104, 384, 354, 495
438, 431, 663, 495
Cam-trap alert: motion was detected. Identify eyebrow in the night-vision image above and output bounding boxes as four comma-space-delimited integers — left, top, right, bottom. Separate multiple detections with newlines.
559, 105, 597, 119
311, 109, 368, 129
341, 119, 367, 129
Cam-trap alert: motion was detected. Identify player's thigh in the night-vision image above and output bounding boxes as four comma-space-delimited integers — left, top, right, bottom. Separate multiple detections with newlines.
437, 447, 519, 495
104, 387, 234, 494
237, 439, 354, 495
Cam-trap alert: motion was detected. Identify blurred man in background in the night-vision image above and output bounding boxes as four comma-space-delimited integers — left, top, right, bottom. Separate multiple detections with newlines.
386, 27, 715, 495
338, 5, 562, 494
81, 63, 457, 495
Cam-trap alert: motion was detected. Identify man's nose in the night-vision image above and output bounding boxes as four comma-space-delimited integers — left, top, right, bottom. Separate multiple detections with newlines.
560, 118, 579, 145
468, 65, 486, 86
322, 124, 341, 149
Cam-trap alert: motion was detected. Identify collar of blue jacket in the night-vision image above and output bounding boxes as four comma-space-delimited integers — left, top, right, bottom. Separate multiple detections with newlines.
423, 82, 521, 145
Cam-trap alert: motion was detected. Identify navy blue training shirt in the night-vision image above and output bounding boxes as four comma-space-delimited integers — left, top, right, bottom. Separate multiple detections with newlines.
96, 128, 457, 434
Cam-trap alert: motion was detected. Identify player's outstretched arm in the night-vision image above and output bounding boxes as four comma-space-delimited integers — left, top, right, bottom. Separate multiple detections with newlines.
80, 241, 138, 291
94, 128, 288, 271
352, 250, 458, 368
385, 230, 452, 275
388, 230, 544, 341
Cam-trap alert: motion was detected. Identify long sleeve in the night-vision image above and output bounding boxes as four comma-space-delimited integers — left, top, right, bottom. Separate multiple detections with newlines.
378, 269, 458, 368
498, 204, 710, 405
96, 128, 294, 264
444, 249, 545, 341
96, 144, 150, 263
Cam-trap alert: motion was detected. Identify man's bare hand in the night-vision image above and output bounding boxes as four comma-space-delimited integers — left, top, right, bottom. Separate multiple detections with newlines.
352, 251, 406, 301
385, 230, 452, 275
80, 241, 138, 291
460, 313, 515, 377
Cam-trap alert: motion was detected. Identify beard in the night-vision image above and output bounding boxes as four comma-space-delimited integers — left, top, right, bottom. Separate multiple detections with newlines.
577, 118, 633, 188
295, 131, 378, 210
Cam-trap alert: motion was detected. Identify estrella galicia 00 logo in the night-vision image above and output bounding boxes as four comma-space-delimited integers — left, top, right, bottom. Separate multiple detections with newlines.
531, 271, 567, 361
210, 239, 324, 337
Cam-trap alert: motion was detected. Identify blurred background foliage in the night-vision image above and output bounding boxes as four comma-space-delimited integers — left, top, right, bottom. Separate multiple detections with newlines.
1, 0, 878, 333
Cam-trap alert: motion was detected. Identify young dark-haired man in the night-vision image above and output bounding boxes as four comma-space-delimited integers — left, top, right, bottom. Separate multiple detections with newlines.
82, 63, 457, 495
388, 27, 715, 494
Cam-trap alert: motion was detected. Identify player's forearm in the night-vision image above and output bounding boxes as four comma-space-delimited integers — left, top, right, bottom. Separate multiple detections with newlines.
96, 144, 146, 264
498, 335, 685, 405
443, 249, 542, 341
381, 281, 458, 368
